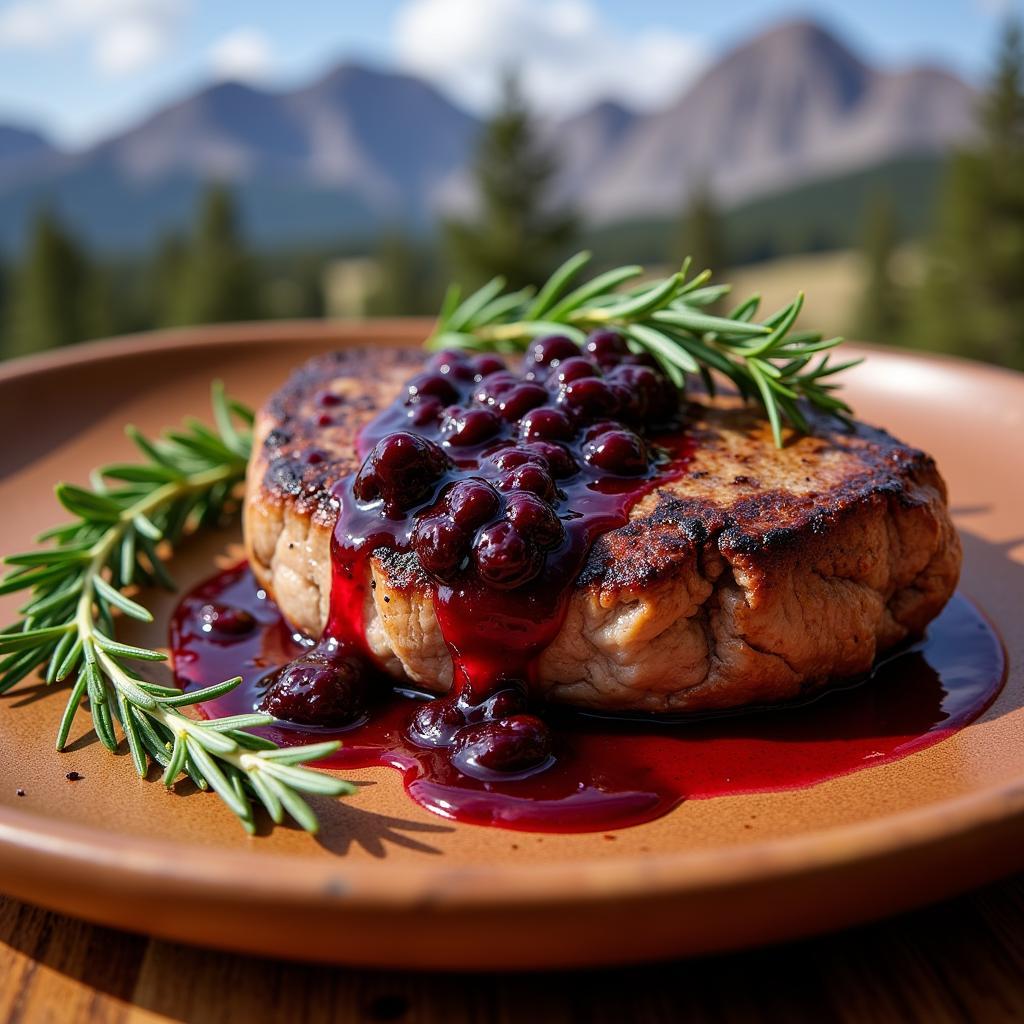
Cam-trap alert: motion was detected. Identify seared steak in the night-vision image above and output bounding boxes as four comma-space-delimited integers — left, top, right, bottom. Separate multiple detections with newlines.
243, 347, 961, 713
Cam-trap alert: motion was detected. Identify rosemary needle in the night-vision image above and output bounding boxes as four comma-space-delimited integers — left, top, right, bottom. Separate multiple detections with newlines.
427, 251, 860, 447
0, 382, 354, 834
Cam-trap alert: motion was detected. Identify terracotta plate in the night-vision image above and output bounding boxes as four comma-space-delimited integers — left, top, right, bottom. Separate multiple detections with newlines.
1, 322, 1022, 969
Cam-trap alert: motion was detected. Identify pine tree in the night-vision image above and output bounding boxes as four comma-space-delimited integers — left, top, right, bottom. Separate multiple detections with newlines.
4, 209, 100, 357
915, 19, 1024, 367
0, 259, 8, 356
80, 264, 116, 342
367, 231, 437, 315
150, 233, 187, 328
446, 74, 576, 291
853, 192, 907, 343
673, 183, 726, 278
169, 185, 262, 325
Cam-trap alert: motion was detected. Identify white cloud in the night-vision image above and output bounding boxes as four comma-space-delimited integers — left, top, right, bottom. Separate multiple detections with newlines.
0, 0, 184, 76
393, 0, 707, 115
0, 3, 54, 46
209, 27, 273, 83
94, 17, 165, 74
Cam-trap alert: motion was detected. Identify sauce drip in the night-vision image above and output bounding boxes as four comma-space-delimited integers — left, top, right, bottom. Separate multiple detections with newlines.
261, 337, 694, 775
171, 566, 1005, 832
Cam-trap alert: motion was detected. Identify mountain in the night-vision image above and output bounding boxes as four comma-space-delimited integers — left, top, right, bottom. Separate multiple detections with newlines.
90, 66, 479, 204
0, 20, 975, 252
0, 124, 55, 184
575, 20, 976, 221
0, 64, 479, 251
0, 124, 52, 161
546, 100, 637, 210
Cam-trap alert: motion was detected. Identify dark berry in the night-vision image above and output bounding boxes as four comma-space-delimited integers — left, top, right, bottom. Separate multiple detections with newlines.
585, 329, 630, 366
315, 389, 342, 407
582, 419, 621, 441
199, 603, 255, 636
412, 514, 469, 579
606, 363, 661, 422
505, 492, 564, 549
259, 648, 369, 726
650, 375, 682, 424
525, 335, 579, 371
452, 714, 552, 775
406, 372, 460, 406
498, 463, 557, 502
408, 697, 466, 747
478, 685, 529, 721
446, 479, 500, 529
440, 405, 501, 447
428, 348, 465, 367
611, 362, 679, 424
518, 406, 573, 442
497, 382, 547, 422
490, 445, 544, 472
315, 412, 336, 428
553, 356, 600, 384
522, 440, 578, 479
557, 377, 618, 422
624, 351, 660, 369
408, 395, 444, 427
353, 432, 450, 515
473, 521, 542, 588
428, 350, 475, 381
584, 429, 649, 476
473, 371, 519, 407
472, 355, 506, 380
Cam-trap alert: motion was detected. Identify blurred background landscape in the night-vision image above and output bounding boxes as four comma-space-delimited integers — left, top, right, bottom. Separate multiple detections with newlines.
0, 0, 1021, 367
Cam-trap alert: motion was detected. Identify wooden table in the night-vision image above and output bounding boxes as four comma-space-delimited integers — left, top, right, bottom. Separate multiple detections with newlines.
3, 876, 1024, 1024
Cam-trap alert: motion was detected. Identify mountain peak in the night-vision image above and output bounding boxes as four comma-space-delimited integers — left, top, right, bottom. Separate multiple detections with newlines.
0, 123, 55, 161
559, 98, 635, 132
572, 15, 969, 221
195, 79, 273, 102
306, 59, 442, 96
713, 16, 869, 98
753, 16, 855, 49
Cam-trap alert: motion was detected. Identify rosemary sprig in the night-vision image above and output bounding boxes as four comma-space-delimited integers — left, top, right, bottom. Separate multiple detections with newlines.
0, 383, 354, 834
427, 251, 860, 446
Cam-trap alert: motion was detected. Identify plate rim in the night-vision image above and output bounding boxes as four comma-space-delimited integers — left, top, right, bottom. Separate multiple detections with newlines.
1, 323, 1023, 916
2, 768, 1024, 910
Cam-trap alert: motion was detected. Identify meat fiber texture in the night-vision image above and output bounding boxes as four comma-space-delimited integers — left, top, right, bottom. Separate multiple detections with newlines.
244, 348, 961, 713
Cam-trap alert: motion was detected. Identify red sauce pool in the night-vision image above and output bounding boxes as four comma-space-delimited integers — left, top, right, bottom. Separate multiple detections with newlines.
171, 564, 1005, 833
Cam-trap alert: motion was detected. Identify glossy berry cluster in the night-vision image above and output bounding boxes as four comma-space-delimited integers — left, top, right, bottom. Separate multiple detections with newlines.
408, 681, 553, 777
259, 638, 370, 726
261, 331, 683, 765
352, 431, 450, 517
349, 331, 680, 592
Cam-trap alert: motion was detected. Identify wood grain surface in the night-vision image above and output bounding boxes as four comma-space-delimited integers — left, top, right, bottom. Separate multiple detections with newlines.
3, 876, 1024, 1024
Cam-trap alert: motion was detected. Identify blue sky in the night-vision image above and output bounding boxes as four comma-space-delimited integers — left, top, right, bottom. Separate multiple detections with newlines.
0, 0, 1020, 147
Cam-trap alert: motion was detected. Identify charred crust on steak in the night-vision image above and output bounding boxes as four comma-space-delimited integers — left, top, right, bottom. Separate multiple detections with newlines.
257, 348, 424, 520
252, 347, 947, 595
